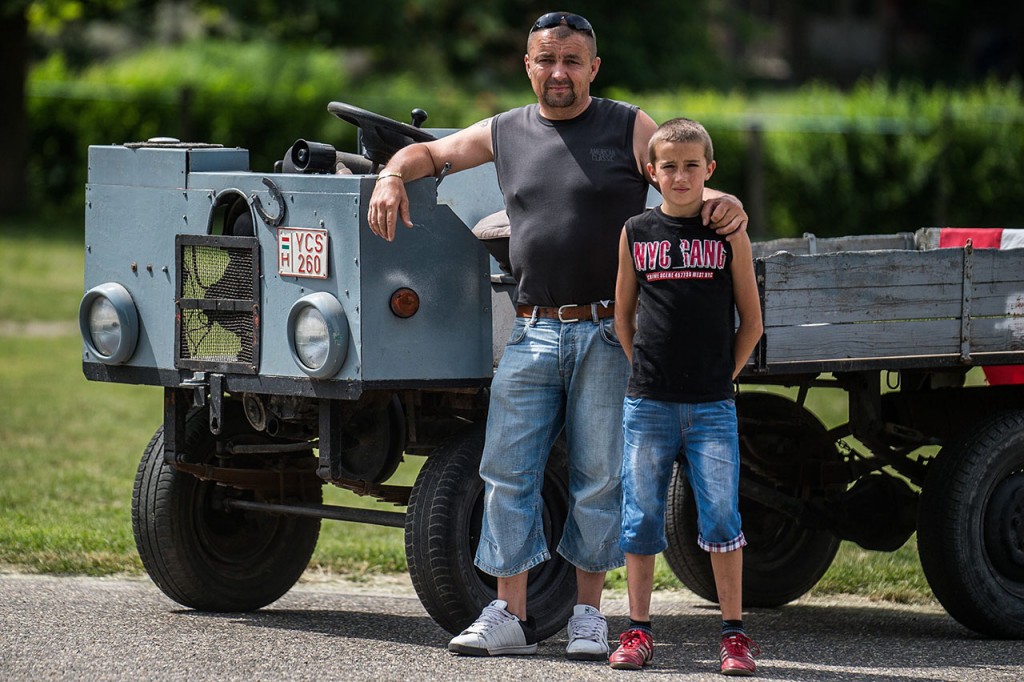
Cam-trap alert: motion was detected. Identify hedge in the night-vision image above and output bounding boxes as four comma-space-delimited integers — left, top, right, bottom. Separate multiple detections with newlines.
27, 40, 1024, 238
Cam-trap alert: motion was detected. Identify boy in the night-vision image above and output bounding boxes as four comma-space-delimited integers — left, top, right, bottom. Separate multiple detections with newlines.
610, 118, 764, 676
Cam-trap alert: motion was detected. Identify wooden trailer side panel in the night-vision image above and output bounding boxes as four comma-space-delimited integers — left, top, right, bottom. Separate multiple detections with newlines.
756, 246, 1024, 372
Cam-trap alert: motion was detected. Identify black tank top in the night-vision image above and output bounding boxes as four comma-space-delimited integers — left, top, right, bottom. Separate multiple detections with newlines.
625, 207, 736, 403
492, 98, 649, 306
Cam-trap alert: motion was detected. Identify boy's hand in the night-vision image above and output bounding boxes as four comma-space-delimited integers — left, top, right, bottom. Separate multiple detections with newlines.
702, 195, 748, 241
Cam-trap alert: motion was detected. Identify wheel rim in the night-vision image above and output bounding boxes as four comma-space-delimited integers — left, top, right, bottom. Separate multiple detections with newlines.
192, 483, 285, 568
741, 495, 816, 572
984, 471, 1024, 585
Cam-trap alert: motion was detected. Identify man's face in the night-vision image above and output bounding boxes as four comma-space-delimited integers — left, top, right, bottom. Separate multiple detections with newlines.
525, 30, 600, 113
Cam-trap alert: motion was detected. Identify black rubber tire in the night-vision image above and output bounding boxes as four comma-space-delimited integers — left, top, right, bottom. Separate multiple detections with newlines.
131, 403, 322, 612
404, 425, 576, 639
918, 410, 1024, 638
664, 392, 841, 607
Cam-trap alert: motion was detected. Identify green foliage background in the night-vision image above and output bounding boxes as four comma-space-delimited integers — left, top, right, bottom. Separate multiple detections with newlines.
629, 79, 1024, 235
28, 41, 1024, 237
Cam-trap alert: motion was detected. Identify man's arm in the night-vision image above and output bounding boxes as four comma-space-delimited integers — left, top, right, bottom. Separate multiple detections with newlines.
633, 109, 659, 182
729, 232, 763, 379
614, 227, 640, 364
367, 117, 495, 242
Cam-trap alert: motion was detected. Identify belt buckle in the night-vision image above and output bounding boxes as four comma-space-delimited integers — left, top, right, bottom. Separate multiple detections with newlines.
557, 304, 582, 323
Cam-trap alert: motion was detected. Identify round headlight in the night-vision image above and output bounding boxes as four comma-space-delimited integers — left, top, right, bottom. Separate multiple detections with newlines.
78, 283, 139, 364
287, 292, 349, 379
88, 296, 122, 356
293, 305, 329, 370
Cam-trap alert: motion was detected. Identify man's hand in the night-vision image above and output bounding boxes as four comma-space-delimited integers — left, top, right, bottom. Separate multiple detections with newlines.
701, 194, 748, 241
367, 176, 413, 242
365, 120, 494, 242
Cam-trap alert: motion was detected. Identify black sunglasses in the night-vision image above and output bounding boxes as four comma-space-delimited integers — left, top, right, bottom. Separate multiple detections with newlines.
530, 12, 595, 37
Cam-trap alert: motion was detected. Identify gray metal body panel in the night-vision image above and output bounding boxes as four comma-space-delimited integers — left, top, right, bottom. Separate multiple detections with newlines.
430, 129, 505, 232
84, 145, 501, 393
87, 145, 250, 188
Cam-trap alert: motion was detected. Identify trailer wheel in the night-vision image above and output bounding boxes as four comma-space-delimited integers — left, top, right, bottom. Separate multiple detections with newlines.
918, 410, 1024, 638
664, 392, 841, 607
132, 403, 321, 611
405, 425, 575, 640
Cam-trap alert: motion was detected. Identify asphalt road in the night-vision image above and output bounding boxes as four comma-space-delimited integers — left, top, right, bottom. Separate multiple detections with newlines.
2, 572, 1022, 681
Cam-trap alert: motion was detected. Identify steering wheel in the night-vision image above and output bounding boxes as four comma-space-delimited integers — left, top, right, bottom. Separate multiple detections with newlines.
328, 102, 437, 168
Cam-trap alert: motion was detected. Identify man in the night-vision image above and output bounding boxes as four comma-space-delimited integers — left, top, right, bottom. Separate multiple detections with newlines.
368, 11, 747, 660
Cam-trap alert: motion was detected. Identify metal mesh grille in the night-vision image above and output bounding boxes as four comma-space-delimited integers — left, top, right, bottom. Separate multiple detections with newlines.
177, 238, 259, 371
179, 308, 255, 364
182, 245, 254, 300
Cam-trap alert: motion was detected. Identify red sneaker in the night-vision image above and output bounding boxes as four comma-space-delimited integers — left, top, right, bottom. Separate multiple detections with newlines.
609, 628, 654, 670
720, 633, 760, 676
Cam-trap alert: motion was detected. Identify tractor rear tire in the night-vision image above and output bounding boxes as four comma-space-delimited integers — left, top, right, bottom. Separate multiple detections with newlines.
405, 425, 576, 640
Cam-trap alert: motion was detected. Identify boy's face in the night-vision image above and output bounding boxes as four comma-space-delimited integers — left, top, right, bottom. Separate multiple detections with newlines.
647, 141, 716, 217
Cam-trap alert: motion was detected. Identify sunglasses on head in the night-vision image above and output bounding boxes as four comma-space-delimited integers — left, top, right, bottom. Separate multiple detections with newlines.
530, 12, 595, 37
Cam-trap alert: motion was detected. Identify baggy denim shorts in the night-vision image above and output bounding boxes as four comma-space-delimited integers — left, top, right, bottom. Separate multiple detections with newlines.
474, 316, 630, 577
620, 396, 747, 555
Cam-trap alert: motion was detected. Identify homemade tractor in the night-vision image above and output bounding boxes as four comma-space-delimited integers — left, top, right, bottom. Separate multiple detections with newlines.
81, 102, 1024, 639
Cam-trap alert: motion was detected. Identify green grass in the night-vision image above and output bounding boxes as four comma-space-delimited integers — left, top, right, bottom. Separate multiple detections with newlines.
0, 217, 85, 323
0, 216, 934, 604
816, 539, 931, 604
0, 332, 155, 573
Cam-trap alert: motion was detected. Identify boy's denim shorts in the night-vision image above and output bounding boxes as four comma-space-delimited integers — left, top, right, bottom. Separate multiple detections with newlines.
620, 396, 747, 555
474, 316, 630, 577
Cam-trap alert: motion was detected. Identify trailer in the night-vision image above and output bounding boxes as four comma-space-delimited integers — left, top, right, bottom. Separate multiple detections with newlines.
79, 102, 1024, 640
686, 228, 1024, 638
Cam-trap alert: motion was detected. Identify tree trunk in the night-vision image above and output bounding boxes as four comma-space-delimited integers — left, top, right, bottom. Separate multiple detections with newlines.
0, 9, 29, 215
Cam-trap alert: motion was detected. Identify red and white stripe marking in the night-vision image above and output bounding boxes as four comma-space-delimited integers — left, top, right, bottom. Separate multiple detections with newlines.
936, 227, 1024, 385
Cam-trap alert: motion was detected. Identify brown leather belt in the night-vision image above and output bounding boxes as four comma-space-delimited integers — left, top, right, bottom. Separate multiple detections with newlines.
516, 303, 615, 323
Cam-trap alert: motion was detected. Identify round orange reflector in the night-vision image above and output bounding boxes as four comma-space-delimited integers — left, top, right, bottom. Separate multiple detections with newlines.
390, 287, 420, 318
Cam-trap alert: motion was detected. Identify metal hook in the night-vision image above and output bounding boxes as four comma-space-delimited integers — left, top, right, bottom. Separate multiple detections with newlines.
252, 176, 286, 227
436, 161, 452, 188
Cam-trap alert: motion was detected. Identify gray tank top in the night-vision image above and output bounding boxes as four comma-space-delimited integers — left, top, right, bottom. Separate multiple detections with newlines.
492, 98, 649, 306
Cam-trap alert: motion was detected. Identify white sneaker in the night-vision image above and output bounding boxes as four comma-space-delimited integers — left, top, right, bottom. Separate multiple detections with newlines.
565, 604, 609, 660
448, 600, 537, 656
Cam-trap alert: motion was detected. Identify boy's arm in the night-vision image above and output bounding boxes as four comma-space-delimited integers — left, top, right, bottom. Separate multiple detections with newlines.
614, 227, 639, 364
729, 233, 764, 380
